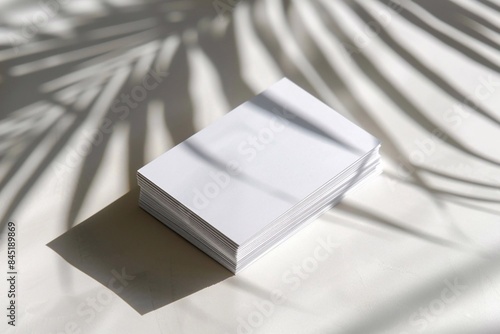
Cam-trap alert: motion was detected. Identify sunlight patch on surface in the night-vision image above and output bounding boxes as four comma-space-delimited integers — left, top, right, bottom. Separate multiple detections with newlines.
449, 0, 500, 31
154, 35, 181, 73
86, 18, 158, 40
144, 99, 173, 163
64, 0, 108, 16
9, 29, 158, 76
73, 122, 130, 224
264, 0, 344, 112
233, 2, 281, 93
185, 29, 230, 129
73, 85, 102, 111
0, 105, 67, 215
166, 11, 186, 23
397, 0, 500, 64
130, 45, 157, 84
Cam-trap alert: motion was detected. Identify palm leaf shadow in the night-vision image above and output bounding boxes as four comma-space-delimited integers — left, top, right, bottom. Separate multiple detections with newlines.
414, 0, 500, 50
0, 0, 217, 232
0, 0, 499, 324
318, 0, 500, 168
349, 0, 500, 126
377, 0, 500, 73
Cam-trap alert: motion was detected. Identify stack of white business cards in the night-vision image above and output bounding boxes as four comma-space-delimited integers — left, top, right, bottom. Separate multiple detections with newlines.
137, 78, 381, 273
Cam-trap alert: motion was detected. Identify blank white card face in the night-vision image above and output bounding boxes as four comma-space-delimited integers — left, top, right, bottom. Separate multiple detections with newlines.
138, 78, 380, 245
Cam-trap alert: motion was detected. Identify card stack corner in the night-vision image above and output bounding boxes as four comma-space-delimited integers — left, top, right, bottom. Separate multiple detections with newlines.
137, 78, 381, 274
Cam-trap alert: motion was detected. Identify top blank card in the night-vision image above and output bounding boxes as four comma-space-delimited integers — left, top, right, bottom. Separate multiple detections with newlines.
138, 78, 380, 245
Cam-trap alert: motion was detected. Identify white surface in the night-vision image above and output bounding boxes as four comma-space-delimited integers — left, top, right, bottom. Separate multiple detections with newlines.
1, 0, 500, 333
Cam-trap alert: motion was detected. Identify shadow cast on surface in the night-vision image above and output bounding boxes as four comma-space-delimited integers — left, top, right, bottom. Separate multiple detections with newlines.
48, 187, 232, 315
